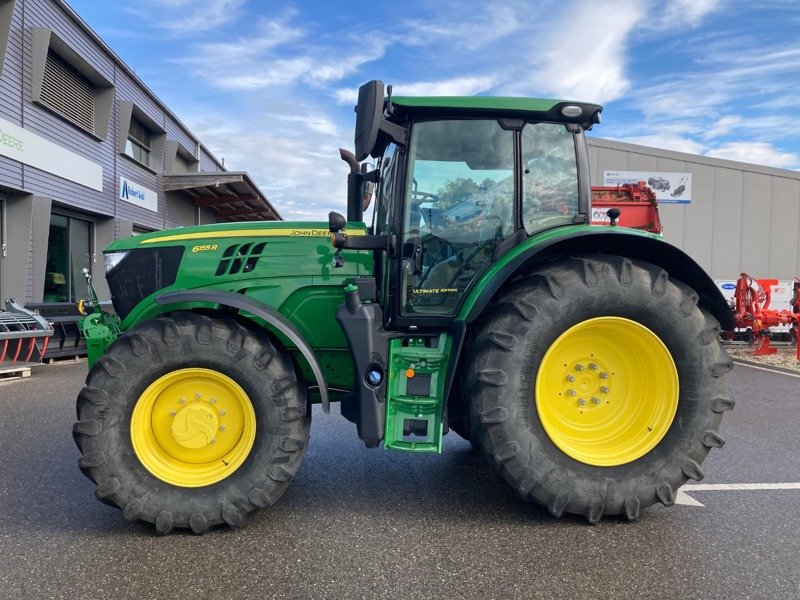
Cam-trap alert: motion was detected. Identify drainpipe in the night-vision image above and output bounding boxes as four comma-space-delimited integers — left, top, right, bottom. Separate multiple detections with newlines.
1, 198, 6, 258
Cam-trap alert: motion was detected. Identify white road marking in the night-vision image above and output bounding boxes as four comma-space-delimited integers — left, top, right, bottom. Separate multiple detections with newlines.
732, 360, 800, 379
676, 482, 800, 506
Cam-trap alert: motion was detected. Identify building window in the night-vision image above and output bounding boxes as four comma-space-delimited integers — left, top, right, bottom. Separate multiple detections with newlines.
117, 101, 166, 171
125, 116, 152, 166
44, 214, 92, 303
30, 27, 114, 139
40, 51, 95, 132
171, 152, 193, 174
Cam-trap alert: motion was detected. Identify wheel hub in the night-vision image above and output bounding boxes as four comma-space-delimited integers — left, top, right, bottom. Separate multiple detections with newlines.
171, 402, 220, 449
535, 317, 679, 467
131, 368, 256, 487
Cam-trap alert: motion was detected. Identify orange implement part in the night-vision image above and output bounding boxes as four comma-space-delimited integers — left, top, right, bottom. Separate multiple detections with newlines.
591, 181, 662, 234
752, 335, 777, 356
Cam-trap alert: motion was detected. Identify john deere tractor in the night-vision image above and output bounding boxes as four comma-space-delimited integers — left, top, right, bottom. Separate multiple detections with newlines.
74, 81, 734, 533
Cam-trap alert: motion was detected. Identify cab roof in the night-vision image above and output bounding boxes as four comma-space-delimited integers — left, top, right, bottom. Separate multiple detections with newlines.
389, 95, 602, 128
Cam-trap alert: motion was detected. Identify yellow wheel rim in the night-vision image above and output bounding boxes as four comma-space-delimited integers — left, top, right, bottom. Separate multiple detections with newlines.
131, 368, 256, 487
535, 317, 678, 467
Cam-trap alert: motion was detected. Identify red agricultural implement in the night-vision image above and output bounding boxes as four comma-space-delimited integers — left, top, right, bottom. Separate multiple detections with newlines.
731, 274, 800, 360
0, 299, 53, 370
591, 181, 662, 234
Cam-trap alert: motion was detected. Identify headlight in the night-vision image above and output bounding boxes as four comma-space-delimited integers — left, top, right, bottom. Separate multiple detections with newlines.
104, 251, 129, 273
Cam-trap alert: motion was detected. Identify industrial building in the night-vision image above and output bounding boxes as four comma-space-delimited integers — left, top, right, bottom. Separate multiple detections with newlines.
0, 0, 278, 314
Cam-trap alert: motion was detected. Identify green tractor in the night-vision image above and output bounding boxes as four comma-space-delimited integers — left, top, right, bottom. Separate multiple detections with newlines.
74, 81, 733, 533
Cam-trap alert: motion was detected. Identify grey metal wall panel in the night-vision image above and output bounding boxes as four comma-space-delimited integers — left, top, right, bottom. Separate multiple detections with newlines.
739, 172, 772, 276
198, 146, 223, 173
165, 194, 195, 229
710, 167, 743, 279
164, 118, 195, 159
769, 177, 800, 277
0, 155, 23, 188
625, 152, 659, 172
0, 2, 24, 121
682, 163, 715, 272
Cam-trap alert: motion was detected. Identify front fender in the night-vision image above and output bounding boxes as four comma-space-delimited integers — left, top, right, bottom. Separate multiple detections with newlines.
156, 289, 330, 413
458, 226, 734, 331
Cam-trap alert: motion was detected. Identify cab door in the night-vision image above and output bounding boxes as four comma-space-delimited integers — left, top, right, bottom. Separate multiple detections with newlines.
394, 119, 516, 322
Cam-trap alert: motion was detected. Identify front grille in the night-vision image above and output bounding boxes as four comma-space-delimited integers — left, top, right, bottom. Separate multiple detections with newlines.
107, 247, 184, 320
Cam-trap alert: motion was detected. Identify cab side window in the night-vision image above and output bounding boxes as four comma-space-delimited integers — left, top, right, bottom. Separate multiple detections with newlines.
521, 123, 579, 235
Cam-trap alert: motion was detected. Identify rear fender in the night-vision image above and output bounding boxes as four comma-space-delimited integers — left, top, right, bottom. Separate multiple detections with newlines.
458, 227, 734, 331
155, 289, 330, 413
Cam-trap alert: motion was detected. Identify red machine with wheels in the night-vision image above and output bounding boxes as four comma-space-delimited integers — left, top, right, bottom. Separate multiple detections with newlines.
732, 273, 800, 360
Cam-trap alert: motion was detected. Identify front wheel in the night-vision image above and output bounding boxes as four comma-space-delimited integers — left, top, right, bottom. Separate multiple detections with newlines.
463, 256, 734, 523
73, 312, 310, 534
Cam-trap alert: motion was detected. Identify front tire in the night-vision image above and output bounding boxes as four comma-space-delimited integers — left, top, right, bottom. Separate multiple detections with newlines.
463, 256, 733, 523
73, 312, 310, 534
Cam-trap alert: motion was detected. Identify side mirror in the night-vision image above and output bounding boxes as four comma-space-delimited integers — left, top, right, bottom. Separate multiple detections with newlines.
354, 80, 384, 162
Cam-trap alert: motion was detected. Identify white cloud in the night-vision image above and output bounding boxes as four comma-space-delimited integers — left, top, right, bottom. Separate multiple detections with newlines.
519, 0, 646, 103
176, 18, 389, 90
705, 142, 799, 169
392, 77, 497, 97
142, 0, 246, 34
656, 0, 721, 28
703, 115, 743, 139
402, 4, 523, 50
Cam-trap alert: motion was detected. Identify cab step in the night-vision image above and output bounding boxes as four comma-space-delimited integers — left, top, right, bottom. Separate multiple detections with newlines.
384, 335, 452, 452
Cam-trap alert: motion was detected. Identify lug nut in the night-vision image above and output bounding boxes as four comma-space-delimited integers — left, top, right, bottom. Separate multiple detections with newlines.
219, 411, 225, 416
566, 375, 575, 382
179, 398, 186, 404
210, 398, 217, 404
591, 397, 602, 405
219, 425, 226, 432
599, 372, 608, 380
169, 411, 176, 417
577, 398, 587, 406
600, 386, 609, 394
575, 364, 584, 372
195, 393, 202, 399
209, 438, 216, 444
589, 363, 598, 370
567, 390, 576, 397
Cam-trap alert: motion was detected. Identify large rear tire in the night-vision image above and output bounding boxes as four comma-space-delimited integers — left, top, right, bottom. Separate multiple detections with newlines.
463, 256, 733, 523
73, 312, 310, 534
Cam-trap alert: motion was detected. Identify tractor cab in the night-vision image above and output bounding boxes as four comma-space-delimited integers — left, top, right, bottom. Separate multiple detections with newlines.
331, 80, 602, 326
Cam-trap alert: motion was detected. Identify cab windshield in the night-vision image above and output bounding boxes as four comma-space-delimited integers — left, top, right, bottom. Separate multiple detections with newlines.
399, 119, 579, 317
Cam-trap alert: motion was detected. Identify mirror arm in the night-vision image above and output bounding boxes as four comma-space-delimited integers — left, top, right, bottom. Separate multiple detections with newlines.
378, 118, 406, 147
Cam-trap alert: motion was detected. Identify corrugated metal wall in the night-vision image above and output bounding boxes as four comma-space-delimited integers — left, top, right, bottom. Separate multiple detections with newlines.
588, 137, 800, 280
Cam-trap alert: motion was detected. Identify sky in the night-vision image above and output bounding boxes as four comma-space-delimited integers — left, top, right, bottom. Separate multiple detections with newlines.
68, 0, 800, 222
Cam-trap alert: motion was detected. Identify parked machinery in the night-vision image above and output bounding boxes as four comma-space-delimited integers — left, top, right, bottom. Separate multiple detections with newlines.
0, 299, 53, 368
591, 181, 662, 233
732, 273, 800, 360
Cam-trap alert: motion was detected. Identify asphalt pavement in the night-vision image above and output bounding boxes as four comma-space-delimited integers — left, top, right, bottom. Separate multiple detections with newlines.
0, 359, 799, 600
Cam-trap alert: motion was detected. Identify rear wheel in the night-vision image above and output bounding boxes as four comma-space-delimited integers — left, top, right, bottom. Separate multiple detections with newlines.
73, 312, 310, 534
463, 256, 733, 523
